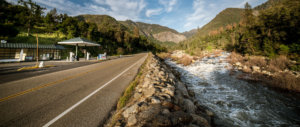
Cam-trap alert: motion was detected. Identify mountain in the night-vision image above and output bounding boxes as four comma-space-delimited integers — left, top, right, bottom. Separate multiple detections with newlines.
182, 29, 198, 38
77, 15, 185, 43
77, 15, 129, 33
197, 8, 244, 37
254, 0, 284, 10
186, 0, 283, 37
120, 20, 186, 43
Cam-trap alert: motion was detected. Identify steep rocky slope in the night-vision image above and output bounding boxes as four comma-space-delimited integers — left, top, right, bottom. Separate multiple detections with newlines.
153, 31, 186, 43
121, 20, 186, 43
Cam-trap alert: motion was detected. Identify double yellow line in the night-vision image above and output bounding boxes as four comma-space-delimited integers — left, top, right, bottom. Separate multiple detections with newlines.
0, 62, 111, 103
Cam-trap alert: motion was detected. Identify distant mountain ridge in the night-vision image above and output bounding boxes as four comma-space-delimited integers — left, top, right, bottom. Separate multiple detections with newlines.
190, 8, 244, 37
77, 15, 185, 43
182, 29, 198, 38
120, 20, 186, 43
184, 0, 280, 37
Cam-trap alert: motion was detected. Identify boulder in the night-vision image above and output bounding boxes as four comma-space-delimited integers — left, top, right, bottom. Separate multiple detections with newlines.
143, 85, 156, 97
138, 105, 161, 120
176, 82, 189, 97
123, 104, 138, 118
162, 101, 174, 109
162, 87, 175, 97
191, 114, 210, 127
162, 108, 170, 115
170, 111, 192, 125
183, 99, 196, 113
127, 115, 137, 126
150, 96, 161, 104
235, 62, 241, 66
252, 66, 261, 72
133, 92, 142, 100
152, 115, 172, 127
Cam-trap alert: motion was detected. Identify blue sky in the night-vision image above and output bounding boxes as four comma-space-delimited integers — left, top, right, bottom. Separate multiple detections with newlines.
8, 0, 267, 32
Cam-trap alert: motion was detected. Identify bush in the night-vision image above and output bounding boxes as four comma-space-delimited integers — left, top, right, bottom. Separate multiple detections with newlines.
268, 55, 290, 71
157, 52, 171, 59
228, 52, 244, 64
177, 55, 193, 66
116, 47, 125, 55
245, 56, 267, 67
271, 72, 300, 92
279, 44, 289, 55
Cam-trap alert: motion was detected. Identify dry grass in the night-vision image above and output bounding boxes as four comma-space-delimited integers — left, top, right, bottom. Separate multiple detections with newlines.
228, 52, 300, 92
177, 55, 193, 66
227, 52, 244, 65
171, 55, 180, 61
271, 72, 300, 92
116, 54, 149, 110
245, 56, 267, 68
268, 55, 290, 71
157, 52, 171, 59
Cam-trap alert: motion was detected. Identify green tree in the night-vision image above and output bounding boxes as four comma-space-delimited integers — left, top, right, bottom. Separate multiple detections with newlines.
18, 0, 44, 36
44, 8, 58, 31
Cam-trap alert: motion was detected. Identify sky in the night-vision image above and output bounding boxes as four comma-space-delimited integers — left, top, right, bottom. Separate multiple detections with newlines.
8, 0, 267, 32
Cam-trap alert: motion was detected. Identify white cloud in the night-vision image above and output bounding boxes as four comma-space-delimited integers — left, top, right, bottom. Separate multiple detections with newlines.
159, 0, 177, 12
184, 0, 210, 29
145, 8, 163, 17
31, 0, 146, 21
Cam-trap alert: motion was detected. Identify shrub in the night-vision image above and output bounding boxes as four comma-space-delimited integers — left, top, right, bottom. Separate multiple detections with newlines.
157, 52, 171, 59
228, 52, 244, 64
117, 47, 125, 55
245, 56, 267, 67
177, 55, 193, 66
171, 55, 180, 61
271, 72, 300, 92
279, 44, 289, 55
268, 55, 290, 71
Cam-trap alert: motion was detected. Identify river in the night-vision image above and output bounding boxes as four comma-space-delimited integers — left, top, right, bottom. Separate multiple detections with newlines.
166, 52, 300, 127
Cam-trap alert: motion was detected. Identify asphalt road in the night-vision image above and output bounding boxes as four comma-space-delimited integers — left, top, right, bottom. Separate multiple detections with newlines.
0, 56, 122, 84
0, 53, 147, 127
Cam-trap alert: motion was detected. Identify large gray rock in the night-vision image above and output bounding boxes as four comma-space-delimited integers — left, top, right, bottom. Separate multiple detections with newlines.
150, 96, 161, 104
170, 111, 193, 125
176, 82, 189, 97
123, 104, 138, 118
162, 87, 175, 97
143, 85, 156, 97
191, 114, 210, 127
252, 66, 261, 72
127, 115, 137, 126
183, 99, 196, 113
138, 104, 161, 120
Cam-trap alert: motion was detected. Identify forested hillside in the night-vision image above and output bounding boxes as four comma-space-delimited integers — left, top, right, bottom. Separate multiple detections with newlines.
0, 0, 166, 56
180, 0, 300, 70
197, 8, 244, 37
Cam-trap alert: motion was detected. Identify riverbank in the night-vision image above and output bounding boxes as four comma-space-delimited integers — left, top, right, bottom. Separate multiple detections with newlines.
228, 52, 300, 92
106, 53, 214, 127
165, 50, 300, 126
161, 50, 300, 92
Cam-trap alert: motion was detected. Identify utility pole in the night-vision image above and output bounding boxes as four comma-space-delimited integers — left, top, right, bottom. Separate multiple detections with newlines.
36, 34, 39, 66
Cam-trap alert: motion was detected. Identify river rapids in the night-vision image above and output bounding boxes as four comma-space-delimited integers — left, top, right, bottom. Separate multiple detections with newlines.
166, 52, 300, 127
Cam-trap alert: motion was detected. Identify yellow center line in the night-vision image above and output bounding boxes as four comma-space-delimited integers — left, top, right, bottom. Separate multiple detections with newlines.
0, 59, 126, 103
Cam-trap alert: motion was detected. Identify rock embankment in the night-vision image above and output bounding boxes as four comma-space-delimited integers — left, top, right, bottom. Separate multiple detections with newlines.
107, 54, 213, 127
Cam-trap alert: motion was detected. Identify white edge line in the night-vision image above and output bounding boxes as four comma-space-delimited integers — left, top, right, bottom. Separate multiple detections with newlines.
43, 55, 147, 127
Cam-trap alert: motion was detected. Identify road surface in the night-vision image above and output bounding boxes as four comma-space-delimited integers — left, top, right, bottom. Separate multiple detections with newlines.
0, 53, 147, 127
